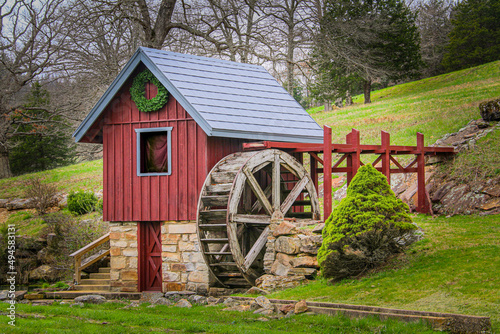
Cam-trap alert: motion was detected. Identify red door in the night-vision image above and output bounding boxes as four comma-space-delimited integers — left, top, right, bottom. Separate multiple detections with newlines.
138, 222, 162, 291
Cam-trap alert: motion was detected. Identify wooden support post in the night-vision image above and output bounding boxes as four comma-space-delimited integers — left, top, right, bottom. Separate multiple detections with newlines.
346, 131, 353, 184
416, 132, 429, 214
310, 153, 319, 193
352, 129, 361, 177
74, 255, 82, 284
324, 126, 332, 221
381, 131, 391, 185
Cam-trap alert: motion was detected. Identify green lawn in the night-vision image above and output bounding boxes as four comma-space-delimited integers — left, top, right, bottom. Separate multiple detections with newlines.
268, 214, 500, 332
1, 302, 439, 333
310, 60, 500, 146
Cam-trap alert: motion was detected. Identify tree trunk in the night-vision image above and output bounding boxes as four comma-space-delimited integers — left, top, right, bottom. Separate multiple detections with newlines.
363, 80, 372, 104
0, 145, 12, 179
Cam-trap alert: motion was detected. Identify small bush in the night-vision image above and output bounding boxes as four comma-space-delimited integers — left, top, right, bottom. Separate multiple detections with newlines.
67, 190, 98, 215
24, 177, 58, 215
54, 281, 69, 289
318, 164, 416, 281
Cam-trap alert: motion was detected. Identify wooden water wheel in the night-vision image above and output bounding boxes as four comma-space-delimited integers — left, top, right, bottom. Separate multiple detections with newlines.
196, 149, 320, 288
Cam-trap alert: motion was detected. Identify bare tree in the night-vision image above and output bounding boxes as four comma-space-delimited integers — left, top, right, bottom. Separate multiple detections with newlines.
415, 0, 453, 77
0, 0, 71, 178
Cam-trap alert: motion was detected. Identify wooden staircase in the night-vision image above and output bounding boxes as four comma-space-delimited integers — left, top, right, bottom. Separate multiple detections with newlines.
73, 267, 111, 292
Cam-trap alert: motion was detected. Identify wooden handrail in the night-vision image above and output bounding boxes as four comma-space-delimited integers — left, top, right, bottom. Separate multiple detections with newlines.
70, 232, 110, 284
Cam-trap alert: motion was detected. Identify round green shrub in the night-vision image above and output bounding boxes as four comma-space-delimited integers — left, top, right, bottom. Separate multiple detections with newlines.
318, 164, 416, 280
67, 190, 98, 215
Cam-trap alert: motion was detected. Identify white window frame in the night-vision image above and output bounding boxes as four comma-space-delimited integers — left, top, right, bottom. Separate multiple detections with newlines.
135, 127, 173, 176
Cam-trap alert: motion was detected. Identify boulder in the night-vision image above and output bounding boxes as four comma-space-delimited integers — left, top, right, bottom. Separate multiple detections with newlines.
0, 290, 8, 300
6, 198, 34, 211
223, 304, 250, 312
29, 265, 61, 282
275, 236, 301, 254
245, 287, 269, 295
164, 290, 195, 302
223, 297, 240, 308
255, 274, 307, 292
14, 291, 27, 301
290, 256, 318, 268
294, 300, 308, 314
74, 294, 106, 304
255, 296, 273, 310
298, 235, 323, 254
153, 297, 173, 306
174, 299, 192, 308
188, 295, 207, 305
279, 303, 295, 314
479, 99, 500, 121
273, 221, 297, 237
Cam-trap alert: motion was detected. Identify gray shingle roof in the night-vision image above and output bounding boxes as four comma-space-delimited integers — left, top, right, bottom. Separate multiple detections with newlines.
73, 47, 323, 143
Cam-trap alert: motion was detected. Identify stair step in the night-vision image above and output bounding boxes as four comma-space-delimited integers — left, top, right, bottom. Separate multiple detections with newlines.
200, 209, 227, 220
210, 262, 237, 267
80, 279, 110, 285
217, 272, 243, 278
198, 224, 227, 231
206, 183, 233, 194
89, 273, 110, 279
205, 251, 232, 256
201, 238, 229, 244
201, 195, 229, 207
224, 278, 250, 287
99, 267, 111, 273
211, 172, 237, 184
73, 285, 110, 291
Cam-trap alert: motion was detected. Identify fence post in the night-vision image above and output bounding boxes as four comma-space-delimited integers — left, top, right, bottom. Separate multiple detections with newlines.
324, 126, 332, 221
310, 153, 318, 193
381, 131, 391, 185
350, 129, 361, 183
416, 132, 429, 213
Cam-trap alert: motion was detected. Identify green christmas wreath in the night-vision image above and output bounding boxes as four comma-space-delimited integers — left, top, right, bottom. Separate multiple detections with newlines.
130, 69, 169, 113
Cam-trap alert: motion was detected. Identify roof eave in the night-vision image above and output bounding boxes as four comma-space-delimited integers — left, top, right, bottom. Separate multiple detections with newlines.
210, 129, 324, 144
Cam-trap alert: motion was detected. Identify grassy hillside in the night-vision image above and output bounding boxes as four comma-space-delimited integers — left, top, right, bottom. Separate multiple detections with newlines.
269, 214, 500, 331
310, 60, 500, 146
1, 60, 498, 199
0, 159, 102, 199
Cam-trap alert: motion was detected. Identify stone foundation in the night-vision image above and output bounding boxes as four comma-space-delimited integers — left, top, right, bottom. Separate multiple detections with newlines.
109, 221, 209, 294
259, 219, 323, 292
109, 222, 138, 292
161, 221, 209, 294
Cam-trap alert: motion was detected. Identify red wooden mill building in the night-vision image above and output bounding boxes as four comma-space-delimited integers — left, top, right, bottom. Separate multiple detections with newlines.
73, 47, 453, 294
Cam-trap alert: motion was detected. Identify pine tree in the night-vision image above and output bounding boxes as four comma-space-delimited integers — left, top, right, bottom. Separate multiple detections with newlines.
312, 0, 422, 104
8, 83, 75, 175
441, 0, 500, 71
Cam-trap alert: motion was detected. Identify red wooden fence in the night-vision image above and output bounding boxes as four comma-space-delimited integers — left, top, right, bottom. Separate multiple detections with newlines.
243, 126, 455, 220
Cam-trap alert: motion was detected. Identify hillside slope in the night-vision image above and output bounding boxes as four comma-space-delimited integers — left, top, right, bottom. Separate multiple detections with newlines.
0, 61, 499, 199
309, 60, 500, 146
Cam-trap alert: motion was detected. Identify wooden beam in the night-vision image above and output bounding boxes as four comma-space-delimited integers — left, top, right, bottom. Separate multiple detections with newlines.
244, 168, 273, 216
243, 227, 269, 271
280, 177, 309, 214
324, 126, 332, 220
381, 131, 391, 184
232, 214, 271, 225
272, 153, 281, 211
416, 132, 429, 213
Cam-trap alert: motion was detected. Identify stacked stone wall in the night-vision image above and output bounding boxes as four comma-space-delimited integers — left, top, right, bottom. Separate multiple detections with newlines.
161, 221, 209, 294
259, 219, 323, 291
108, 221, 209, 294
109, 222, 138, 292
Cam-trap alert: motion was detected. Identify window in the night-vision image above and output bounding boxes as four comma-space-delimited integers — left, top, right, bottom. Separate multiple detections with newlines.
135, 127, 172, 176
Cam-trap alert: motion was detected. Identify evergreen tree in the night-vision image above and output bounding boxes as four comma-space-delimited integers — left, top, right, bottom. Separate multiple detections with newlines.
8, 83, 75, 175
311, 0, 422, 104
441, 0, 500, 71
318, 164, 416, 280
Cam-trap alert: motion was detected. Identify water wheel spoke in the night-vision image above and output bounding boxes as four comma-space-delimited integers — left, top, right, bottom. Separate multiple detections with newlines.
280, 176, 309, 214
231, 214, 271, 225
243, 167, 273, 215
251, 184, 271, 213
243, 226, 269, 271
272, 153, 281, 210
